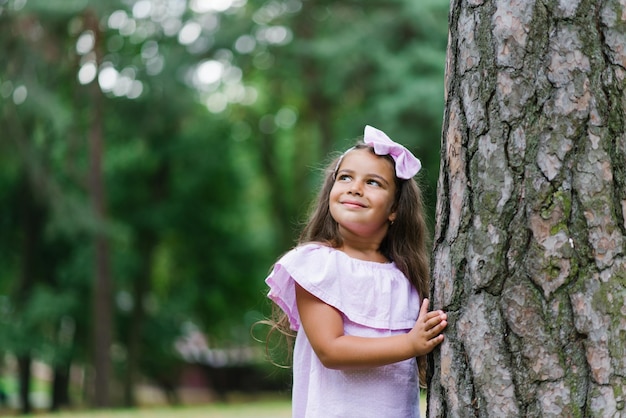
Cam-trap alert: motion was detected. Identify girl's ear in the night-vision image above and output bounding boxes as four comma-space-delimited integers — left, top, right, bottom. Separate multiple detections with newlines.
389, 212, 397, 223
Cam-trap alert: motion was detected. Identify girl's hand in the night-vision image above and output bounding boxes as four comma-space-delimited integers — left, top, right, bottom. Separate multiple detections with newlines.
407, 298, 447, 356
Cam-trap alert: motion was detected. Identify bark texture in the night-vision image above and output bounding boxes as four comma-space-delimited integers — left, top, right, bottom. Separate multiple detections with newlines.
430, 1, 626, 416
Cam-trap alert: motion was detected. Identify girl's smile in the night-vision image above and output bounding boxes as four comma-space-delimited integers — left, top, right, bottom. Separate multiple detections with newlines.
339, 198, 367, 208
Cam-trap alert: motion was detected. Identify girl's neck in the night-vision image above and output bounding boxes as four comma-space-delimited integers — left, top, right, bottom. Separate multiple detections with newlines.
338, 240, 388, 263
336, 225, 388, 262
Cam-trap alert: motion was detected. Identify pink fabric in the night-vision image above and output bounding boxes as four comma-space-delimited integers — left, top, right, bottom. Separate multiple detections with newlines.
266, 243, 421, 418
364, 125, 422, 179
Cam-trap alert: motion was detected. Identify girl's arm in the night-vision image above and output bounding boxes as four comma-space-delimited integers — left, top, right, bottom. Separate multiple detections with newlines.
295, 283, 447, 370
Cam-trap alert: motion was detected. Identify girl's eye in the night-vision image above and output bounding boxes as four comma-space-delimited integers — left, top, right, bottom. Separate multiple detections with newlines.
337, 174, 351, 181
367, 179, 381, 187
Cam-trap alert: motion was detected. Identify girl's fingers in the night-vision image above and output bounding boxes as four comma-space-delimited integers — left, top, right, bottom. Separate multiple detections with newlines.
426, 317, 447, 340
424, 312, 446, 328
418, 299, 447, 340
420, 298, 430, 316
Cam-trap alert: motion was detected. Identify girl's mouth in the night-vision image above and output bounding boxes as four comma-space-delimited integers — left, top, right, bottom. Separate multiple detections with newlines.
341, 200, 366, 208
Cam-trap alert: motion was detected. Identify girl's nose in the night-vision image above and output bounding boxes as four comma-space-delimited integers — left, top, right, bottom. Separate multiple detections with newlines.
348, 180, 363, 195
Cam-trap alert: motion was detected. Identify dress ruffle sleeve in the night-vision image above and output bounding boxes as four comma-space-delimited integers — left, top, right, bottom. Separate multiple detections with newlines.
265, 243, 420, 331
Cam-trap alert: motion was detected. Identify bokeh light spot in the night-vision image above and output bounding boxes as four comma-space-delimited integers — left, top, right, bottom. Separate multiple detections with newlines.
132, 0, 152, 19
76, 30, 95, 55
235, 35, 256, 54
98, 65, 118, 92
196, 60, 223, 85
178, 21, 202, 45
78, 61, 97, 85
12, 85, 27, 105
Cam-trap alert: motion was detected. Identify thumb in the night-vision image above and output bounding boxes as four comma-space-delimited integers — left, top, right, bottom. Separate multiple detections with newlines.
420, 298, 430, 317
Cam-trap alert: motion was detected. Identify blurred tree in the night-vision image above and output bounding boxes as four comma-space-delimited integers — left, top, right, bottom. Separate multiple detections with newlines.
0, 3, 90, 411
0, 0, 450, 411
81, 8, 114, 408
430, 0, 626, 416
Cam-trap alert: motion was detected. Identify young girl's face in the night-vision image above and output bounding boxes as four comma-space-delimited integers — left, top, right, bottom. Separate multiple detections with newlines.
330, 148, 397, 240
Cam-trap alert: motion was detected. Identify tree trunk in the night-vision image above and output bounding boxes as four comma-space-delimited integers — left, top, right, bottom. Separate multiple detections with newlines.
85, 9, 113, 408
17, 356, 31, 415
16, 173, 43, 415
51, 363, 71, 411
429, 1, 626, 417
123, 233, 154, 407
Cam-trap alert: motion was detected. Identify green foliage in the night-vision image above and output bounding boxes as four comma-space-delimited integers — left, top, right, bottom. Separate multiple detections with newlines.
0, 284, 78, 365
22, 0, 89, 15
0, 0, 449, 406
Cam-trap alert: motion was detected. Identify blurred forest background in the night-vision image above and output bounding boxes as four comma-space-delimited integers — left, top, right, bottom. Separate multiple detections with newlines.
0, 0, 448, 413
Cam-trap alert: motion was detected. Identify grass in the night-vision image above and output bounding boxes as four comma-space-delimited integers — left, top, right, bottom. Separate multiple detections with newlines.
2, 391, 426, 417
2, 400, 292, 418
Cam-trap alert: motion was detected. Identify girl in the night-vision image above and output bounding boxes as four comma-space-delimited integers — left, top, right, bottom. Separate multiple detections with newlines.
264, 125, 447, 417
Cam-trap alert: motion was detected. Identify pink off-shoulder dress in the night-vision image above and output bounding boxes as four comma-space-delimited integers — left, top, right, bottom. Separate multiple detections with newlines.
266, 243, 421, 418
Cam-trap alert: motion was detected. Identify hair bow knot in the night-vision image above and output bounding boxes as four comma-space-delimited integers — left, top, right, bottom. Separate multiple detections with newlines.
364, 125, 421, 179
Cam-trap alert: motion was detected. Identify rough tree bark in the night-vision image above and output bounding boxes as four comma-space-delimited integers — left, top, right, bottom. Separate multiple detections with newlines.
429, 1, 626, 417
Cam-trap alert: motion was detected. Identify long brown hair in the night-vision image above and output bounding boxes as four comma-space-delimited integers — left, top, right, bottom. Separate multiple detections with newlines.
264, 143, 431, 385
